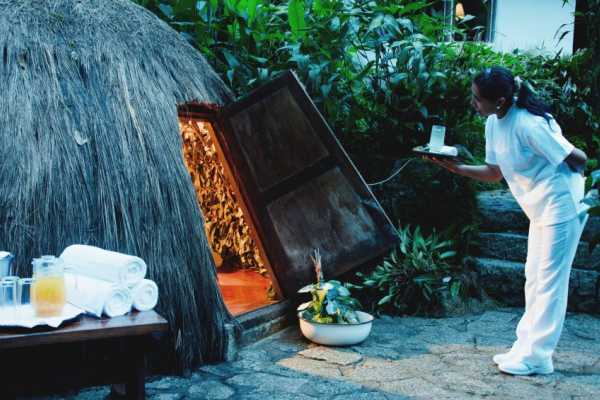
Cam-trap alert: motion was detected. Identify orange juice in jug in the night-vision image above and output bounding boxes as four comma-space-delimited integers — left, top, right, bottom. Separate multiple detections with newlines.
31, 255, 66, 317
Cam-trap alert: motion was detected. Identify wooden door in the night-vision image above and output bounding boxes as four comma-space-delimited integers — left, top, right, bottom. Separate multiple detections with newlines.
216, 71, 397, 298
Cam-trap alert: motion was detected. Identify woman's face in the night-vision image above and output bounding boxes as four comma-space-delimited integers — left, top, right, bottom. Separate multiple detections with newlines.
471, 83, 498, 117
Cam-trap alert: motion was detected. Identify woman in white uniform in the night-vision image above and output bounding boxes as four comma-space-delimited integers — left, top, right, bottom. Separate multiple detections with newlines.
427, 66, 589, 376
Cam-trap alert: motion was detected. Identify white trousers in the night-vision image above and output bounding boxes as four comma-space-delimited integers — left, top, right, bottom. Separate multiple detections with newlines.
511, 213, 588, 364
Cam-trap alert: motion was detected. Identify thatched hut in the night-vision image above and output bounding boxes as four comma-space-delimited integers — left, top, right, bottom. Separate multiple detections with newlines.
0, 0, 233, 368
0, 0, 398, 373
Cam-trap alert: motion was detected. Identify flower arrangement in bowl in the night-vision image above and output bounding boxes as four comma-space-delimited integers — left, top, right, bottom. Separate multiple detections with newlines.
297, 249, 373, 346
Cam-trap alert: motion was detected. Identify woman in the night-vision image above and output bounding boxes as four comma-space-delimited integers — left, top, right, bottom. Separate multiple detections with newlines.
427, 66, 589, 376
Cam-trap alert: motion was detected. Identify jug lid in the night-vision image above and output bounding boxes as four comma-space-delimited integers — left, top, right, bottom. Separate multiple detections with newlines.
0, 251, 13, 260
32, 255, 64, 268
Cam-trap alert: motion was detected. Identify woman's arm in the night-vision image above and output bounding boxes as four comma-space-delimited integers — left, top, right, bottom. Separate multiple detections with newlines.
565, 148, 587, 175
426, 157, 503, 183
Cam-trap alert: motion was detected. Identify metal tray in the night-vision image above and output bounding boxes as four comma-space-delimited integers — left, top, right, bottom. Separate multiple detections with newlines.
412, 145, 460, 160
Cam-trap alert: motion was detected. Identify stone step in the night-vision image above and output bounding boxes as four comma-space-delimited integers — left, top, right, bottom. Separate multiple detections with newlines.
476, 232, 600, 271
468, 257, 600, 314
477, 190, 529, 232
477, 190, 600, 241
224, 300, 294, 360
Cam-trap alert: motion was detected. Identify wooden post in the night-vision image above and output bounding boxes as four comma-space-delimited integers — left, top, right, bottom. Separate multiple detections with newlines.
125, 336, 147, 400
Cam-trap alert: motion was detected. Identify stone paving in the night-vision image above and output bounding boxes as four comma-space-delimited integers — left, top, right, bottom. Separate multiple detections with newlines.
66, 308, 600, 399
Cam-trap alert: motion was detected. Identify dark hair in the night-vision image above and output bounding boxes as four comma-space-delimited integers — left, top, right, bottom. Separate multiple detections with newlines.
474, 66, 551, 121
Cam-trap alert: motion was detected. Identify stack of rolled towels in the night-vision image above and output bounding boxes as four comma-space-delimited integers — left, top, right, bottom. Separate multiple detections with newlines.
60, 245, 159, 318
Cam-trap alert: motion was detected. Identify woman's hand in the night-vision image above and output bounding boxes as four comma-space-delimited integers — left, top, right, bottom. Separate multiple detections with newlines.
422, 156, 504, 182
422, 156, 463, 174
565, 148, 587, 176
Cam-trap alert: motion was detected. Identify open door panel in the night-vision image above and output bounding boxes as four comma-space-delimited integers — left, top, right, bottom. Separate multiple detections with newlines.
216, 70, 398, 298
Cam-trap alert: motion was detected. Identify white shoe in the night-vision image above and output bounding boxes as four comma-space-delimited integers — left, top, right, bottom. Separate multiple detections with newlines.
498, 359, 554, 376
493, 352, 513, 365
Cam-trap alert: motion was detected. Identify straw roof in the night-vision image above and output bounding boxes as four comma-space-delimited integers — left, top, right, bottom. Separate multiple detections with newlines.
0, 0, 234, 368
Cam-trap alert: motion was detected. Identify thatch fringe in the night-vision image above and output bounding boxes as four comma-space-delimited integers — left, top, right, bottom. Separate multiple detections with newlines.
0, 0, 234, 368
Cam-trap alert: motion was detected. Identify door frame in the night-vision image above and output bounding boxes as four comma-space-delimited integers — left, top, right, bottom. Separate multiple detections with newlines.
178, 105, 284, 299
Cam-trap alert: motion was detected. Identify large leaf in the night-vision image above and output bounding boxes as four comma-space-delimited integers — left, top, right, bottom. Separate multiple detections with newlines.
439, 250, 457, 260
592, 170, 600, 187
247, 0, 259, 24
297, 284, 314, 293
288, 0, 306, 39
337, 286, 350, 297
222, 49, 240, 68
450, 280, 461, 300
158, 3, 174, 19
325, 301, 338, 315
377, 294, 393, 306
325, 286, 339, 300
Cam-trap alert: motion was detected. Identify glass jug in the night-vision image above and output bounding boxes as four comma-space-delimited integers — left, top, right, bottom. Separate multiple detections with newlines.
0, 251, 14, 278
31, 255, 66, 317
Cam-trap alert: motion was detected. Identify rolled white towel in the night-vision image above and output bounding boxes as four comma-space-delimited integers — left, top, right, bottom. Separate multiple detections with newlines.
103, 286, 134, 317
60, 245, 147, 287
131, 279, 159, 311
65, 273, 133, 318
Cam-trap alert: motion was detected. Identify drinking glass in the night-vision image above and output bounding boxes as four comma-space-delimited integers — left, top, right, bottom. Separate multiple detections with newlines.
1, 276, 18, 303
17, 277, 34, 306
429, 125, 446, 151
0, 277, 18, 319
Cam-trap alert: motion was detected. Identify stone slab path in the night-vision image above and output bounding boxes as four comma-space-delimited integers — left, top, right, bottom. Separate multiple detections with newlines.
65, 308, 600, 399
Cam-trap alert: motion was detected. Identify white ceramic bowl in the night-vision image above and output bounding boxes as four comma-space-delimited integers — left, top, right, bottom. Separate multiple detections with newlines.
298, 310, 374, 346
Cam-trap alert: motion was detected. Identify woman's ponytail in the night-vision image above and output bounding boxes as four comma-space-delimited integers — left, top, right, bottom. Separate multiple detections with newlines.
514, 77, 551, 121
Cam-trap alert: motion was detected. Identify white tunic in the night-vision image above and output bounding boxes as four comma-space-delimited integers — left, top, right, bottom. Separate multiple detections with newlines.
485, 105, 587, 226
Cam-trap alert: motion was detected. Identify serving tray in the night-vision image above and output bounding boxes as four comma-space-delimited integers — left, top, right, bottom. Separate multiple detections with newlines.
0, 303, 84, 329
412, 145, 460, 160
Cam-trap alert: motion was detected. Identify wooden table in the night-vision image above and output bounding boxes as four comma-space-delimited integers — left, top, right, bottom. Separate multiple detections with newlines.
0, 310, 169, 399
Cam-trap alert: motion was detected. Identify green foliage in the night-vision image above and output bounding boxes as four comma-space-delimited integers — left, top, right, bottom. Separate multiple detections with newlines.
297, 279, 362, 324
137, 0, 600, 233
355, 225, 463, 316
287, 0, 306, 39
134, 0, 449, 168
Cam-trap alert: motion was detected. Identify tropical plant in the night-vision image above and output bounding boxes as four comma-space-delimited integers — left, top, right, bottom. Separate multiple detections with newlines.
297, 249, 362, 324
356, 225, 462, 315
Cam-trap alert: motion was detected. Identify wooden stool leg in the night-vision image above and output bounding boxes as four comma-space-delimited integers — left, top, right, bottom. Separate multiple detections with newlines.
125, 337, 146, 399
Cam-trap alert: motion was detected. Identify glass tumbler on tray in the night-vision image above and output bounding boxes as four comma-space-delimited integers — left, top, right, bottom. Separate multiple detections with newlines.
18, 277, 34, 306
0, 276, 18, 319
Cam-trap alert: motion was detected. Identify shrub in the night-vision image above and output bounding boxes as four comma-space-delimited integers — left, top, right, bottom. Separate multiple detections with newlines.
355, 225, 464, 316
